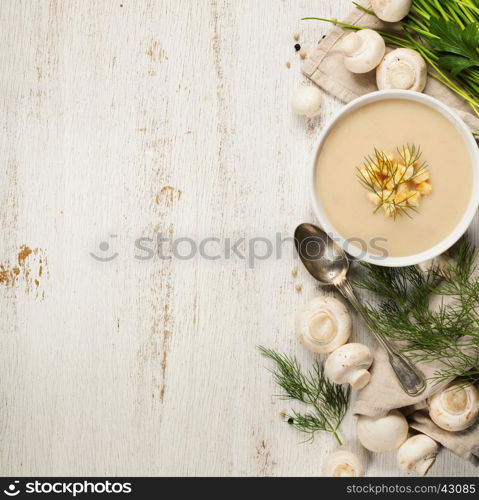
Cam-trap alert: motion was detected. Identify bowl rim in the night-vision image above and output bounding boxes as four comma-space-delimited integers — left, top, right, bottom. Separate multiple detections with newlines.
311, 89, 479, 267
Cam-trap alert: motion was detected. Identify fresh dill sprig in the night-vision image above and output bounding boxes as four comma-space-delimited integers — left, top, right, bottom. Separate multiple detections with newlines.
258, 346, 350, 445
398, 144, 429, 180
357, 144, 429, 219
352, 240, 479, 383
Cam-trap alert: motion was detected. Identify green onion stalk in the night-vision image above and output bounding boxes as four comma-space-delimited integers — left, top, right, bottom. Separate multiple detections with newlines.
303, 0, 479, 137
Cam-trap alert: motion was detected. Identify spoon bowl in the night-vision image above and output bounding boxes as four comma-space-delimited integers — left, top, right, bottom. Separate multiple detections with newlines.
294, 223, 349, 285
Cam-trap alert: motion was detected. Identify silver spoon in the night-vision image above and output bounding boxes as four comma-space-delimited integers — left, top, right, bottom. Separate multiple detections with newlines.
294, 223, 427, 397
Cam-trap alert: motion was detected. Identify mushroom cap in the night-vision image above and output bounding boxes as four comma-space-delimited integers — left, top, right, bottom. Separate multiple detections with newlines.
376, 48, 427, 92
428, 382, 479, 432
295, 296, 351, 354
341, 29, 385, 74
291, 86, 322, 119
371, 0, 412, 22
397, 434, 439, 476
324, 343, 373, 389
322, 451, 365, 477
357, 410, 408, 452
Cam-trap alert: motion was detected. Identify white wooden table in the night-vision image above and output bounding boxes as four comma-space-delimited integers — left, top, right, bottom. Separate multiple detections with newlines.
0, 0, 476, 477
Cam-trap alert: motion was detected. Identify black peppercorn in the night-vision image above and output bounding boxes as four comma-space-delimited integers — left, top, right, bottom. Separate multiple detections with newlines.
294, 44, 301, 52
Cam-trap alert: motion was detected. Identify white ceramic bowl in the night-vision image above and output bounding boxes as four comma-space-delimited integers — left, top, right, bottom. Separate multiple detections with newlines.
311, 90, 479, 267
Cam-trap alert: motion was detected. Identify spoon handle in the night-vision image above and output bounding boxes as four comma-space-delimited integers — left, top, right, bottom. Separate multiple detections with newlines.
336, 280, 427, 397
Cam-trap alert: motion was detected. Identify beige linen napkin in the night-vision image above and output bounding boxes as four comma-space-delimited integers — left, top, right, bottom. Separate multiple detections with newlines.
302, 1, 479, 133
353, 347, 452, 417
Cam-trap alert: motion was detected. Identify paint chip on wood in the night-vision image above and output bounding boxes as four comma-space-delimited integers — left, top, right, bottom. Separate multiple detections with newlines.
0, 245, 49, 298
155, 186, 183, 207
146, 41, 169, 63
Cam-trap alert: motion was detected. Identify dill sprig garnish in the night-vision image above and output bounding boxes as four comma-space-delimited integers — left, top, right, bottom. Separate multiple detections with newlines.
353, 241, 479, 384
398, 144, 430, 184
357, 144, 430, 219
258, 346, 350, 445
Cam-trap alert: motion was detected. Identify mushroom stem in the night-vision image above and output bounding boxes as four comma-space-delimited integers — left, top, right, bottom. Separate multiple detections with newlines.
324, 343, 373, 390
342, 32, 362, 56
349, 369, 371, 390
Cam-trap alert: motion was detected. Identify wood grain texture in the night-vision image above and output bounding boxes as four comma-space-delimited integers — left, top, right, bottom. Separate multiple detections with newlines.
0, 0, 476, 477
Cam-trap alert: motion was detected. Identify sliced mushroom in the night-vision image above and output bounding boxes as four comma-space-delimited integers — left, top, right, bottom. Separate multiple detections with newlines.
428, 382, 479, 432
291, 86, 322, 119
324, 343, 373, 390
357, 410, 408, 452
377, 48, 427, 92
371, 0, 412, 22
340, 29, 386, 74
397, 434, 439, 476
322, 451, 365, 477
295, 296, 351, 354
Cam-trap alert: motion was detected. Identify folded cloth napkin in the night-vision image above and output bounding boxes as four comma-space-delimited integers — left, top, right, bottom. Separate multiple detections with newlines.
302, 1, 479, 133
353, 347, 451, 417
302, 0, 479, 464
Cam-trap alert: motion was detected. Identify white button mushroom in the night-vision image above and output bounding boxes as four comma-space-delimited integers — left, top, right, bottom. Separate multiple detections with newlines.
291, 86, 322, 119
357, 410, 409, 452
397, 434, 440, 476
371, 0, 412, 22
324, 343, 373, 390
295, 296, 351, 354
322, 451, 365, 477
428, 382, 479, 432
340, 29, 386, 74
376, 48, 428, 92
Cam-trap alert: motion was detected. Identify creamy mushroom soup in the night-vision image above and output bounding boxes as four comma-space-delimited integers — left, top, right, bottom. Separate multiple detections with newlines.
315, 99, 473, 258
